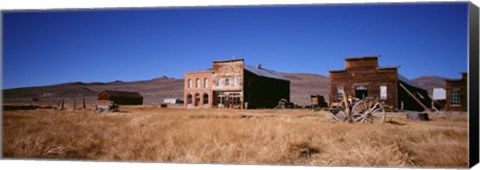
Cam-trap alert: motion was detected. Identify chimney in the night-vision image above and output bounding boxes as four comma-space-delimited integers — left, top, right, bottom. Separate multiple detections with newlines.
257, 64, 262, 69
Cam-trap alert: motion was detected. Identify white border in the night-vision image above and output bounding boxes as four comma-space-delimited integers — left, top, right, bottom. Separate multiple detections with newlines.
0, 0, 473, 10
0, 0, 478, 170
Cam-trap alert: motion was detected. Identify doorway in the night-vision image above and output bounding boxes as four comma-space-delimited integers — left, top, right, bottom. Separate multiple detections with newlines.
194, 93, 200, 106
355, 85, 368, 99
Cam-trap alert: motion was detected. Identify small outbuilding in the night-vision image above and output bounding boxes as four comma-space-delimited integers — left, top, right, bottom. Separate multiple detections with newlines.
163, 98, 184, 104
97, 90, 143, 105
310, 95, 328, 108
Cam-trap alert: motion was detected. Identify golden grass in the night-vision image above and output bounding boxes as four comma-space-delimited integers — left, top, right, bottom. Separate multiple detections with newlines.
2, 106, 468, 168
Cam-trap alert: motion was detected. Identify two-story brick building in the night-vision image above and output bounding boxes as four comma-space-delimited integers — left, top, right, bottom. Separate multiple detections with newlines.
184, 70, 214, 108
184, 59, 290, 109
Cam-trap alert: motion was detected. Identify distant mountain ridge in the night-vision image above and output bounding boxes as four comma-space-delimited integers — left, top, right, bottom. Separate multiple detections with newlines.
3, 76, 184, 105
3, 73, 446, 106
411, 75, 448, 97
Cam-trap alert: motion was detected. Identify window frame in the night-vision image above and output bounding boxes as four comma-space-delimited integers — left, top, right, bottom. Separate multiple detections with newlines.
234, 77, 238, 87
451, 88, 461, 106
195, 78, 200, 88
337, 86, 343, 100
225, 77, 230, 86
380, 85, 387, 100
216, 77, 221, 87
187, 78, 192, 88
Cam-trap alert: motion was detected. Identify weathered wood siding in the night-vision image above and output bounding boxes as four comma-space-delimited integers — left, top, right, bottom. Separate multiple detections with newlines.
211, 59, 244, 108
184, 58, 289, 109
243, 70, 290, 108
445, 72, 467, 111
329, 57, 398, 109
397, 82, 431, 111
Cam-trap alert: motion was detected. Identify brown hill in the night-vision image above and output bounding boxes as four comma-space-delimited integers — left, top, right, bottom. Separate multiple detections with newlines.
3, 73, 329, 106
4, 73, 439, 107
411, 75, 447, 97
3, 76, 184, 105
280, 73, 329, 106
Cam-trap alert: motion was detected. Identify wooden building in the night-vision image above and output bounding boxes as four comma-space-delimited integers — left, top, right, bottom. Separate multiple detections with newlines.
97, 90, 143, 105
445, 72, 467, 111
163, 98, 184, 104
310, 95, 328, 108
329, 56, 432, 111
184, 59, 290, 109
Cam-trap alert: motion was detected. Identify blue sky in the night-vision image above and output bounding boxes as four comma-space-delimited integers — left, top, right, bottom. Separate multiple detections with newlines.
3, 2, 468, 89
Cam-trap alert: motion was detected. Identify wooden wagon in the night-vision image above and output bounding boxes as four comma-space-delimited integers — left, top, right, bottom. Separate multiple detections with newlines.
328, 89, 386, 123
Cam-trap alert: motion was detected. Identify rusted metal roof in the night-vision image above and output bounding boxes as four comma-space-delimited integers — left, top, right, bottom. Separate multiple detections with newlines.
244, 65, 289, 81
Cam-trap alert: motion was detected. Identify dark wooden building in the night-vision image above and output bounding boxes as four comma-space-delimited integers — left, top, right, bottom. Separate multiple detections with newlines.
242, 64, 290, 108
329, 56, 432, 111
310, 95, 328, 108
184, 59, 290, 109
97, 90, 143, 105
445, 72, 467, 111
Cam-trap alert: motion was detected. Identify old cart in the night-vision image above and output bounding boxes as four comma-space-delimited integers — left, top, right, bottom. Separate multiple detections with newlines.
329, 91, 386, 123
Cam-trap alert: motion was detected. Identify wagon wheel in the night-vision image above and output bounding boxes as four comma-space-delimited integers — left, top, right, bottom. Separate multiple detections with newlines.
351, 99, 386, 123
330, 109, 347, 121
329, 101, 348, 122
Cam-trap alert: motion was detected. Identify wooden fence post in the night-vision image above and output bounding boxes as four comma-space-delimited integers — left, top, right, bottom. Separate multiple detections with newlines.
73, 99, 77, 110
82, 97, 86, 109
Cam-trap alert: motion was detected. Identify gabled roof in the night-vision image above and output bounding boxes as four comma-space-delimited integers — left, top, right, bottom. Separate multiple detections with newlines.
398, 74, 425, 90
244, 65, 289, 81
100, 90, 143, 99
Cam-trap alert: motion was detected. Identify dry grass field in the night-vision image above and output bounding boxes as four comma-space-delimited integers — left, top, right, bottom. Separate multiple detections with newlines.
2, 105, 468, 168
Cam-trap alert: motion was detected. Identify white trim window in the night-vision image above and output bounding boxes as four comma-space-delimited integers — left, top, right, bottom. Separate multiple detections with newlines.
451, 88, 461, 106
225, 77, 230, 86
337, 86, 343, 100
216, 77, 221, 87
188, 78, 192, 88
195, 78, 200, 88
204, 78, 208, 88
380, 85, 387, 100
234, 77, 238, 87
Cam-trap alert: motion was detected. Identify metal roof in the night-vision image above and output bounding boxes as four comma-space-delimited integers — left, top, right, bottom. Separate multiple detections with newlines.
244, 65, 289, 81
